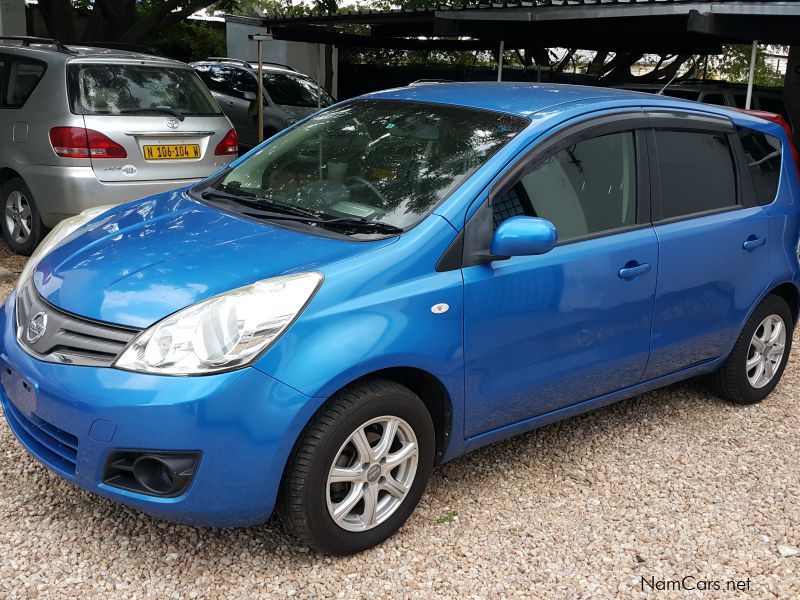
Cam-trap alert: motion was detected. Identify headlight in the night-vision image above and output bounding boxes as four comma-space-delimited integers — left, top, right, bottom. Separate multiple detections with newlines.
114, 272, 323, 375
17, 204, 115, 292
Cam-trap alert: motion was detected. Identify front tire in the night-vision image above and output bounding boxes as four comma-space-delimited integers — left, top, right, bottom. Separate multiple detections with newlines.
712, 294, 794, 404
1, 177, 45, 255
280, 379, 435, 555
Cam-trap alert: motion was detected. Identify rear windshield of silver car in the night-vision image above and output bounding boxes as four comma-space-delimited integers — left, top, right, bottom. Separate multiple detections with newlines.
67, 63, 222, 116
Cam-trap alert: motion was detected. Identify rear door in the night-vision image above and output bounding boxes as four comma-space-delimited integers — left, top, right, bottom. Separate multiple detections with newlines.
643, 111, 771, 379
67, 60, 232, 183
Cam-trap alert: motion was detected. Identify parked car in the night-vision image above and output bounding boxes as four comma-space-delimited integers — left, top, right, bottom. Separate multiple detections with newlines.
1, 83, 798, 555
191, 57, 334, 148
618, 80, 793, 129
0, 36, 238, 255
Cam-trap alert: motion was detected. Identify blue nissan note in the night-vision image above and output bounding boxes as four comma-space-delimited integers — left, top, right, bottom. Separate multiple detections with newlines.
1, 83, 798, 554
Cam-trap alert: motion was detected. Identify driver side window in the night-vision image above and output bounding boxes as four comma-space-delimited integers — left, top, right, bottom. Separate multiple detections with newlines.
492, 131, 638, 243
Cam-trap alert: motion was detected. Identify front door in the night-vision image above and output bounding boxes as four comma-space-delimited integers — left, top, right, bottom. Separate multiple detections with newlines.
462, 124, 658, 437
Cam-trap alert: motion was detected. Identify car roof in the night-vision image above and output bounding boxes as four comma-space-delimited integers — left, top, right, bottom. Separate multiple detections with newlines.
0, 42, 188, 67
359, 82, 680, 117
192, 59, 302, 76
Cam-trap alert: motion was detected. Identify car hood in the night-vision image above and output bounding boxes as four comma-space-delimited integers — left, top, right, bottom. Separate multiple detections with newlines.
34, 190, 394, 329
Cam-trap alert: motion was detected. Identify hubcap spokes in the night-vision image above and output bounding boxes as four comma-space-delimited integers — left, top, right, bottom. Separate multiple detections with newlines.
5, 191, 31, 244
746, 314, 786, 389
326, 415, 418, 532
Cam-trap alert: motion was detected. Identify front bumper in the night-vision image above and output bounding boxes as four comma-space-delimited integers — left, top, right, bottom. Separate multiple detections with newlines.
21, 164, 204, 228
0, 292, 313, 527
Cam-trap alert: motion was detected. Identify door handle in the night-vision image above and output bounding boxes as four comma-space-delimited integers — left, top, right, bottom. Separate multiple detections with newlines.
742, 236, 766, 251
618, 262, 651, 281
224, 100, 235, 106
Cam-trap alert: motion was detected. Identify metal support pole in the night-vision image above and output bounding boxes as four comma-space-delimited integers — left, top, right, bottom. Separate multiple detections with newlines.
317, 43, 322, 110
746, 40, 758, 110
497, 40, 505, 82
257, 39, 264, 143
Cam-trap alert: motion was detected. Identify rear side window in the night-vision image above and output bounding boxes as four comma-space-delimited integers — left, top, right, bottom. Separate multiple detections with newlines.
493, 131, 637, 242
738, 126, 782, 205
664, 89, 700, 101
195, 64, 229, 94
4, 58, 45, 108
68, 64, 222, 116
757, 95, 790, 121
230, 69, 257, 98
654, 130, 737, 219
701, 93, 726, 106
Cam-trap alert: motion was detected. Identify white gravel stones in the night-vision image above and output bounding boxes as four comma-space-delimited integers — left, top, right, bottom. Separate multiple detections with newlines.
0, 245, 799, 598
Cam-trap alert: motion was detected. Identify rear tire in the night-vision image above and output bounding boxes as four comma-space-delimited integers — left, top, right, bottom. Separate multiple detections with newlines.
280, 378, 435, 555
712, 294, 793, 404
1, 177, 45, 256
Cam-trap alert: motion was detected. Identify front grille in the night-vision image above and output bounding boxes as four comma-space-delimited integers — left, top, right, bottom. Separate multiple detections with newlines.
15, 279, 141, 367
1, 393, 78, 476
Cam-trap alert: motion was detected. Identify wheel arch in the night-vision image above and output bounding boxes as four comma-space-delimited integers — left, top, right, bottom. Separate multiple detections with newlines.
0, 167, 22, 188
287, 367, 454, 468
768, 281, 800, 325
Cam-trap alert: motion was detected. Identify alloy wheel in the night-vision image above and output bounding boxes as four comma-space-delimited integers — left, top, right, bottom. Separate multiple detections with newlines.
746, 314, 787, 389
5, 190, 32, 245
326, 415, 418, 532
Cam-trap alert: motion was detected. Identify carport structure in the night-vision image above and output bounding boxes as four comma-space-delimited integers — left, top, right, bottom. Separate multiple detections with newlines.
254, 0, 800, 54
236, 0, 800, 115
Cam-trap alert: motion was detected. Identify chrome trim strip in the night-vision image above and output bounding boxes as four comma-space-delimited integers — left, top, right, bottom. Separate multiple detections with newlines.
124, 131, 215, 137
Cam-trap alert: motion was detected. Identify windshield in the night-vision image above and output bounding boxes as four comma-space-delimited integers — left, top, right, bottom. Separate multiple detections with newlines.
208, 100, 528, 232
263, 72, 333, 107
68, 64, 222, 116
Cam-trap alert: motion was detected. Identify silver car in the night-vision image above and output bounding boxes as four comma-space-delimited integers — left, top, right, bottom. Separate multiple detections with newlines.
0, 37, 237, 254
192, 58, 334, 148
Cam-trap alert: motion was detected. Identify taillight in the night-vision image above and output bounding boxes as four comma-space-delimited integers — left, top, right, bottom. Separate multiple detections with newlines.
49, 127, 127, 159
215, 129, 239, 156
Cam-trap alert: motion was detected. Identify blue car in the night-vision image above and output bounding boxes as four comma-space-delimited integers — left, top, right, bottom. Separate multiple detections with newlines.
1, 83, 798, 554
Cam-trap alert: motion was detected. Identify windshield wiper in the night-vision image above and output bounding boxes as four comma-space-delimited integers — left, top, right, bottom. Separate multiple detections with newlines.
201, 187, 321, 219
119, 107, 185, 121
199, 188, 402, 235
239, 210, 403, 235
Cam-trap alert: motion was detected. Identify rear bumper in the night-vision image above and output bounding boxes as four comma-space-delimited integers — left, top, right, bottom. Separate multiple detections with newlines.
0, 291, 315, 527
20, 165, 203, 228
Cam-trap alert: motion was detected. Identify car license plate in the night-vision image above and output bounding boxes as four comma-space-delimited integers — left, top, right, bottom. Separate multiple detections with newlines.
143, 144, 201, 161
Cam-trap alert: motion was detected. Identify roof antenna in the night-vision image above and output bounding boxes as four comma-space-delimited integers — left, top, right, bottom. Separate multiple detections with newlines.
657, 55, 698, 95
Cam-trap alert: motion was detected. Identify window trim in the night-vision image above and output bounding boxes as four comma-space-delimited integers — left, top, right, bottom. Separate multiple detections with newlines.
444, 112, 652, 270
646, 115, 751, 224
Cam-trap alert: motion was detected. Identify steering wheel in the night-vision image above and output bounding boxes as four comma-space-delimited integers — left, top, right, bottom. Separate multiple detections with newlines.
345, 176, 387, 205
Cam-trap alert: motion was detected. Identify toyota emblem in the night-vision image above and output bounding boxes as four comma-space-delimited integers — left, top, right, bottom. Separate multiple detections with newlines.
26, 311, 48, 344
165, 118, 179, 129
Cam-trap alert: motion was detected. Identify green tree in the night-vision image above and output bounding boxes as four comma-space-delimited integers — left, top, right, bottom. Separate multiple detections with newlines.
711, 44, 787, 87
37, 0, 240, 44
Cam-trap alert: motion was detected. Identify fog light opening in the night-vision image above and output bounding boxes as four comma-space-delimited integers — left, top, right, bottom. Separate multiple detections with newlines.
133, 456, 175, 495
105, 451, 200, 498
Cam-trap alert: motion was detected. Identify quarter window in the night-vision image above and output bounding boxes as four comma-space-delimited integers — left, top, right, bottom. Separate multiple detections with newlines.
492, 131, 637, 242
4, 59, 45, 108
654, 130, 737, 219
738, 126, 782, 205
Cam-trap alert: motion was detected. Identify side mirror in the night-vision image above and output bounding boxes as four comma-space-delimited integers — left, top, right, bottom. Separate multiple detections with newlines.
491, 216, 558, 257
242, 91, 256, 101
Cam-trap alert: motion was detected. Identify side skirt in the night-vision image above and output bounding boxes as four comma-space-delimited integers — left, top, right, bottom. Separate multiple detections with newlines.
443, 357, 724, 461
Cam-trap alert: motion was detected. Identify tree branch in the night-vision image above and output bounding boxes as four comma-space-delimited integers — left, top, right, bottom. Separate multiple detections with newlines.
120, 0, 216, 43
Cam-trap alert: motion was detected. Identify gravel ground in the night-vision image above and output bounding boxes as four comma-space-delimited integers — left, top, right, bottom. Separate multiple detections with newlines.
0, 241, 798, 599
